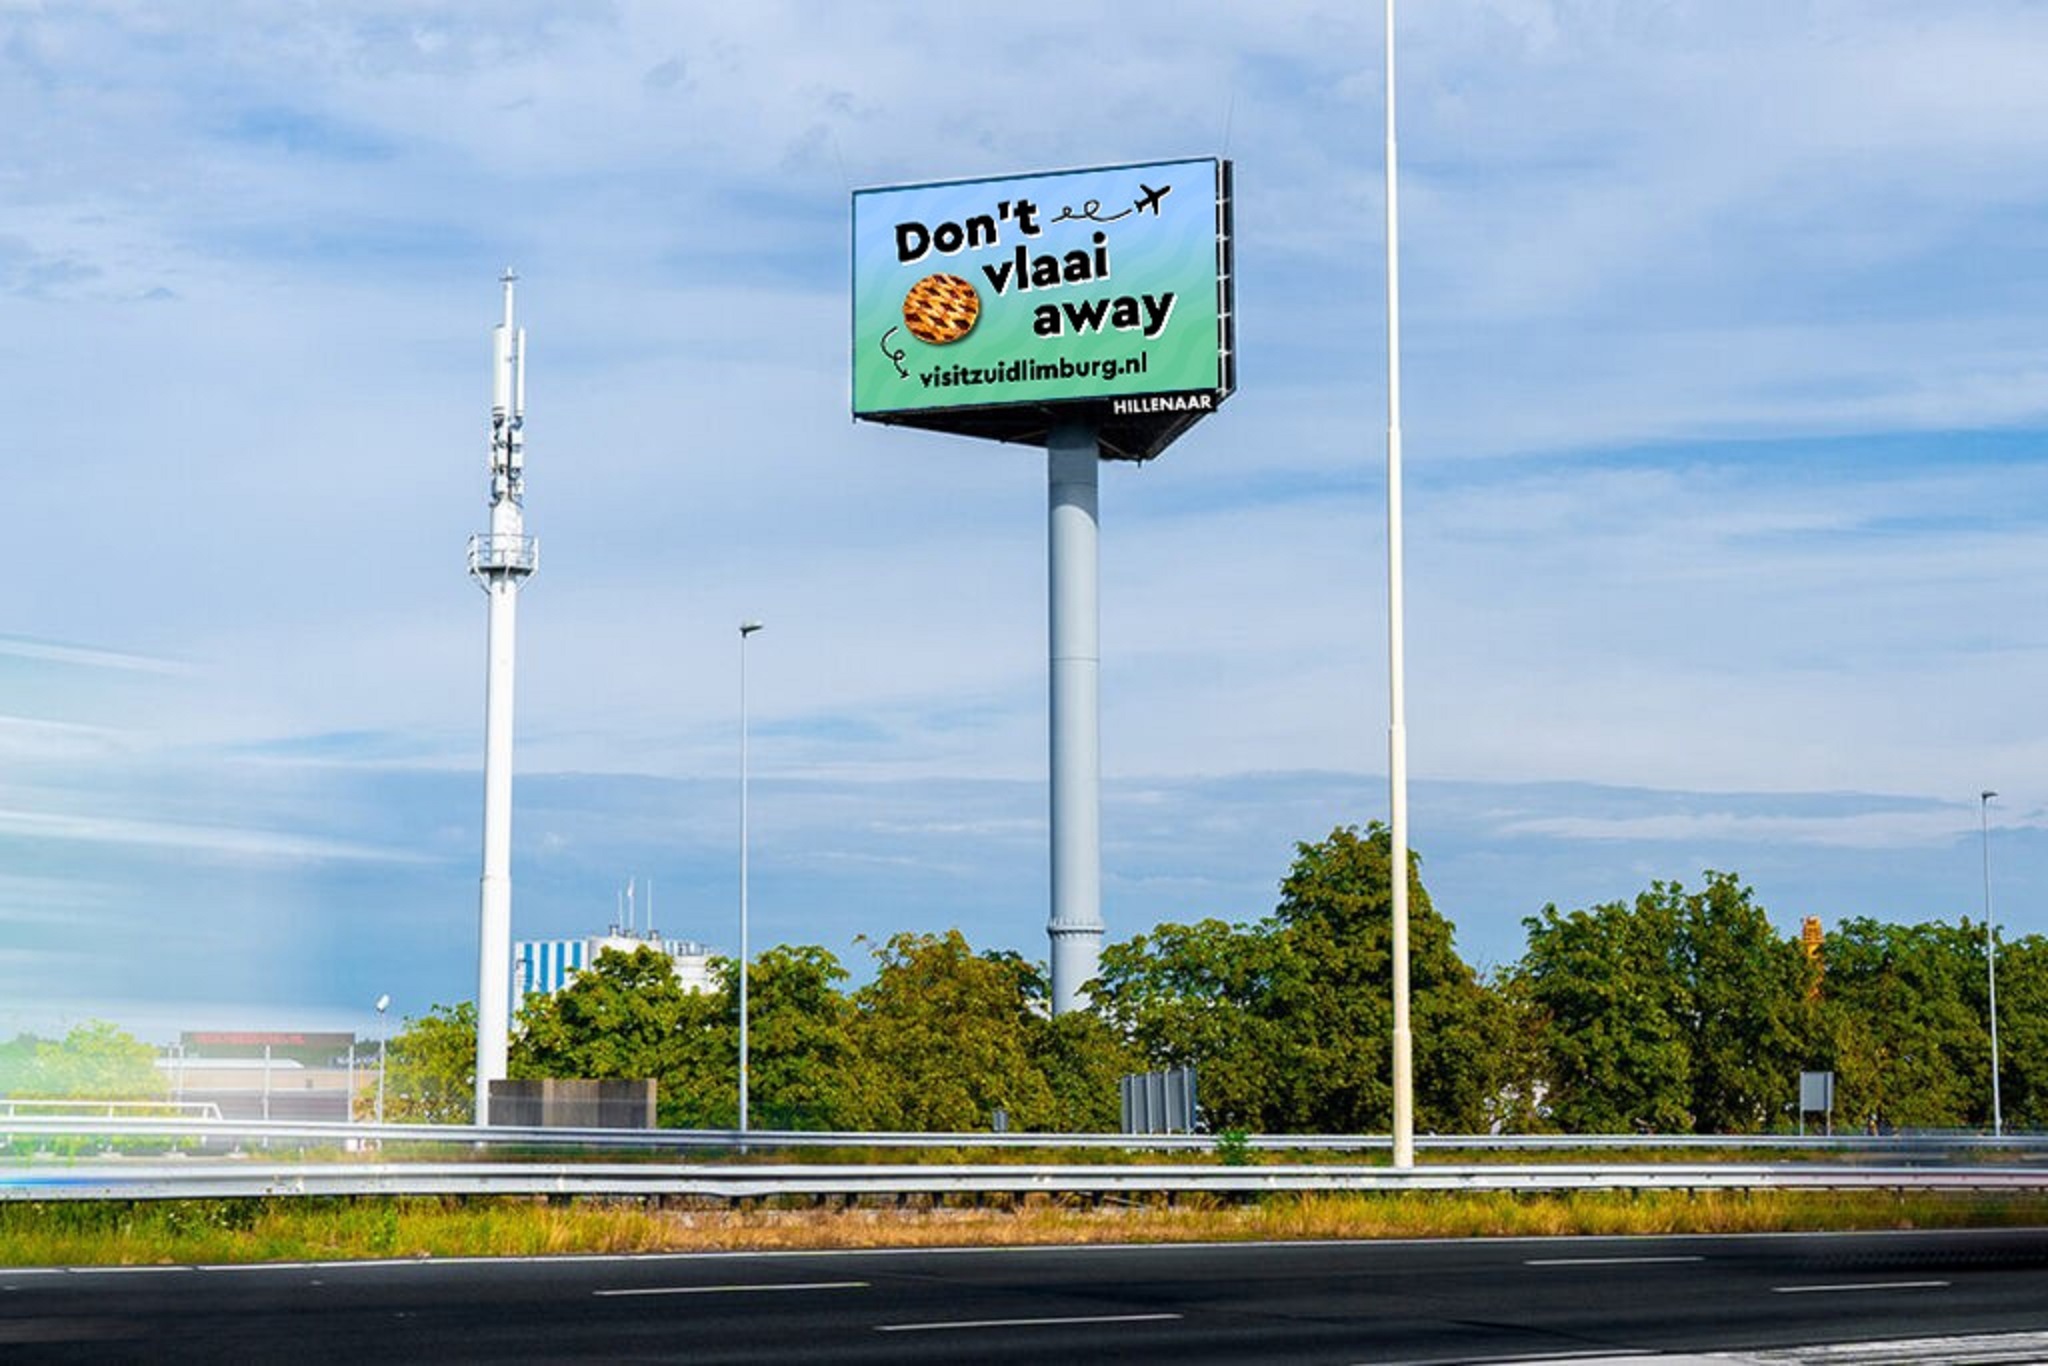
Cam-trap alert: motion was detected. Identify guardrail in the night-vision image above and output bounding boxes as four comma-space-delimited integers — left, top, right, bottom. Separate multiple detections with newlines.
3, 1115, 2044, 1154
12, 1117, 2048, 1202
9, 1159, 2048, 1203
0, 1100, 223, 1121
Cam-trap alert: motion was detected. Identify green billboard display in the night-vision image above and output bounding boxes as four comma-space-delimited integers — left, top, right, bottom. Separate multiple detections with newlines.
852, 158, 1234, 460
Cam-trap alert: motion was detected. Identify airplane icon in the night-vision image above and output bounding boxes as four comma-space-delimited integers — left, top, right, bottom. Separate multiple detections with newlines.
1134, 183, 1171, 215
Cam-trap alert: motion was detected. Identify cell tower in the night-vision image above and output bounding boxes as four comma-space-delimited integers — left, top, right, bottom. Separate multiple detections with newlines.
467, 270, 537, 1123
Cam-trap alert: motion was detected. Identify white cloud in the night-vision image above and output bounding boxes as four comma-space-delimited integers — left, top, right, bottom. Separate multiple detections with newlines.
0, 807, 428, 865
1502, 808, 1968, 851
0, 637, 188, 674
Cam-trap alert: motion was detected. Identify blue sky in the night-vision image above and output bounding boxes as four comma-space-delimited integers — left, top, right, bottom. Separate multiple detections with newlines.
4, 2, 2046, 1041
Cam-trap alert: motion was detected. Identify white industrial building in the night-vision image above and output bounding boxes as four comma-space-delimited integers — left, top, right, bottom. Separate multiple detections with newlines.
516, 928, 718, 999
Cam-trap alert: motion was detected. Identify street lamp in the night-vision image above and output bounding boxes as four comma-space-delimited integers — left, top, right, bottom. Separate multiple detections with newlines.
1981, 790, 2002, 1139
1383, 0, 1415, 1170
374, 992, 391, 1127
738, 620, 764, 1134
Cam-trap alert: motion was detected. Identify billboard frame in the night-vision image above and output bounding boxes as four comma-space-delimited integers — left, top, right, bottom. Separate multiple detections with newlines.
851, 157, 1235, 462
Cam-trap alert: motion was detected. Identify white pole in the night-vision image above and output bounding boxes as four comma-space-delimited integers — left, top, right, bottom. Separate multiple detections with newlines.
1047, 422, 1104, 1015
375, 993, 390, 1127
1982, 789, 2002, 1138
1384, 0, 1416, 1170
475, 573, 516, 1119
739, 620, 763, 1132
471, 270, 535, 1127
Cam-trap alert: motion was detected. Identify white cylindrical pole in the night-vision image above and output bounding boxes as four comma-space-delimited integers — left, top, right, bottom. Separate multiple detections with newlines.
475, 571, 517, 1123
1384, 0, 1416, 1170
1982, 789, 2002, 1138
739, 621, 763, 1132
1048, 423, 1104, 1015
471, 270, 533, 1129
375, 993, 390, 1127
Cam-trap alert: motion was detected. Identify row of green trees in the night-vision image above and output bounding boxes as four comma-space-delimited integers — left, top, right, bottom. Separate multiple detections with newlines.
385, 932, 1132, 1129
381, 824, 2037, 1136
0, 1021, 163, 1100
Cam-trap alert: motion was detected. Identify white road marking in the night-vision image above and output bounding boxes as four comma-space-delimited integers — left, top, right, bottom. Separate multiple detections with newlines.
878, 1311, 1183, 1333
1351, 1350, 1650, 1365
594, 1279, 868, 1297
1725, 1331, 2048, 1362
1769, 1280, 1949, 1295
1525, 1255, 1706, 1267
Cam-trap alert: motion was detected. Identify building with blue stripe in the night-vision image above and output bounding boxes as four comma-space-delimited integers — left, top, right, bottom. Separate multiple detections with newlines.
515, 931, 716, 999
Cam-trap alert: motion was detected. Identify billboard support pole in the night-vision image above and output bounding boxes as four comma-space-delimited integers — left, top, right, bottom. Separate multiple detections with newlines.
1048, 421, 1104, 1014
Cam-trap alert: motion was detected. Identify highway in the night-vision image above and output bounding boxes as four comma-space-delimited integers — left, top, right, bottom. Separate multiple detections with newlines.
7, 1229, 2048, 1363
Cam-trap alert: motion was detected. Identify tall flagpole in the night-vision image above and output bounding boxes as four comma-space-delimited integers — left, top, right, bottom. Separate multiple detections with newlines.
1385, 0, 1416, 1171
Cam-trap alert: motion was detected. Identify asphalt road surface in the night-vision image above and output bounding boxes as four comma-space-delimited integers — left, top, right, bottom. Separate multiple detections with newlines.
7, 1228, 2048, 1363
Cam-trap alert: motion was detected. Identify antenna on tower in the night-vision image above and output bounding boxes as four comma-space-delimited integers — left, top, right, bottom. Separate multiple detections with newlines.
489, 268, 527, 503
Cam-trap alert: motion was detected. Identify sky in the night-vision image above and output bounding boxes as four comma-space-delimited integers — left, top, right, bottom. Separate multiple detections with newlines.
4, 1, 2046, 1043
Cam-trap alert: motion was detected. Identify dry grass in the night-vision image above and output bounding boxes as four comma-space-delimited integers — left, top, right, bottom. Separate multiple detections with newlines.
4, 1189, 2046, 1267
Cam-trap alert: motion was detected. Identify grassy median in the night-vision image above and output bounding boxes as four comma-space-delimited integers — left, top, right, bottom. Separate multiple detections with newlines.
4, 1190, 2048, 1267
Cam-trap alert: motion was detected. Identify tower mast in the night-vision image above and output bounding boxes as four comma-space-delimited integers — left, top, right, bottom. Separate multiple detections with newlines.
469, 270, 538, 1123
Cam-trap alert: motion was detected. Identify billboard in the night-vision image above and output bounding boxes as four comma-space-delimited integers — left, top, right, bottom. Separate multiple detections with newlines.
852, 158, 1234, 461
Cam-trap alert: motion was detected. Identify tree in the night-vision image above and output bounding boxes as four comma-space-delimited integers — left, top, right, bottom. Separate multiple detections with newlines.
1992, 934, 2048, 1131
1817, 918, 1990, 1130
8, 1021, 164, 1100
728, 944, 856, 1130
1675, 873, 1812, 1132
1095, 917, 1294, 1130
513, 947, 725, 1128
1270, 824, 1501, 1133
377, 1001, 476, 1124
1520, 890, 1692, 1132
1519, 873, 1812, 1134
1028, 1002, 1142, 1132
842, 931, 1056, 1132
0, 1034, 43, 1096
1097, 825, 1498, 1133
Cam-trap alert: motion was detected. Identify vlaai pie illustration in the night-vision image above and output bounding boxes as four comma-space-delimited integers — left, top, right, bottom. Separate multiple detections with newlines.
902, 272, 980, 344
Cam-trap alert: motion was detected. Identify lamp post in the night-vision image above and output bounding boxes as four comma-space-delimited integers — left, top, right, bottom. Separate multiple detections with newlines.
1981, 790, 2002, 1138
1383, 0, 1415, 1170
374, 993, 391, 1127
738, 620, 763, 1134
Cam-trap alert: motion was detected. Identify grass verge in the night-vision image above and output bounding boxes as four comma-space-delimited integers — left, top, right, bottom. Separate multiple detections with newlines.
4, 1190, 2046, 1267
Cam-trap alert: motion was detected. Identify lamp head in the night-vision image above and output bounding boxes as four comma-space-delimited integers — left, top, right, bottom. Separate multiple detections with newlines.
375, 993, 391, 1014
1983, 790, 1999, 803
739, 621, 764, 637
